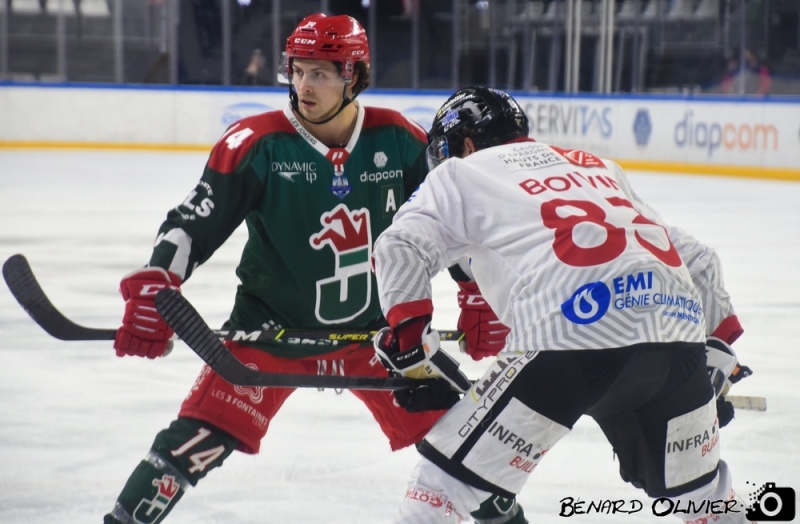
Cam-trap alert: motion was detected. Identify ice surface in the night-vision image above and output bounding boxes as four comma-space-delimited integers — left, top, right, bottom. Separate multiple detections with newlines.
1, 150, 798, 523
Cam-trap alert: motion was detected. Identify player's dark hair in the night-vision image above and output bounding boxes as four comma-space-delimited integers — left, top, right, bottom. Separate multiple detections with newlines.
333, 60, 370, 97
351, 60, 371, 97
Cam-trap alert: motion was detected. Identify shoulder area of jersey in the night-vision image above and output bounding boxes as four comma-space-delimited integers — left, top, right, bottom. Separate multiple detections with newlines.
462, 138, 536, 162
362, 106, 427, 141
208, 109, 292, 174
448, 140, 613, 176
218, 109, 294, 146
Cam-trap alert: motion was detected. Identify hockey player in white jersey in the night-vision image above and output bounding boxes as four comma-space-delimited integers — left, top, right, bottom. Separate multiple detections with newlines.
371, 86, 751, 524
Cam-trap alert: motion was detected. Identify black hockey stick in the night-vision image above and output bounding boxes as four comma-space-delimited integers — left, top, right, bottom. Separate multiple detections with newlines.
3, 254, 115, 341
4, 255, 768, 407
152, 289, 771, 403
154, 288, 430, 390
2, 254, 461, 344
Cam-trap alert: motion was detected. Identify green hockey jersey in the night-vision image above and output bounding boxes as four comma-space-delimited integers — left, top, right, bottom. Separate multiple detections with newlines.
148, 104, 429, 358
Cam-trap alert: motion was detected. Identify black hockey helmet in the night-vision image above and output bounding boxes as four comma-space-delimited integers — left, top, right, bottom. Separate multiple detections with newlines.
426, 86, 529, 170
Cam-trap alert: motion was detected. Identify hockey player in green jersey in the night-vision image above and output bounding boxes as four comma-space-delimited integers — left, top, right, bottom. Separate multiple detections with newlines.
104, 12, 518, 524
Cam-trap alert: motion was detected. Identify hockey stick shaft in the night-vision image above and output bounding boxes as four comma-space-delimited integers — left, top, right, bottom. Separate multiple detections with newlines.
4, 255, 770, 408
153, 288, 773, 405
3, 254, 460, 344
154, 288, 424, 390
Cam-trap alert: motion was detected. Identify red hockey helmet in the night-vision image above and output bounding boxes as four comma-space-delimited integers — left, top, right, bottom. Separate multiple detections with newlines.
279, 13, 370, 87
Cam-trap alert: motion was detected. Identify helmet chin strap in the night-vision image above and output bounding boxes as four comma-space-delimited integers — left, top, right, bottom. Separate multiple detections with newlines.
289, 84, 355, 126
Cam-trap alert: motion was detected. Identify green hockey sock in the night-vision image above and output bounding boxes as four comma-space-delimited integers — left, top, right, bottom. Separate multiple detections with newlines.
104, 455, 189, 524
104, 418, 238, 524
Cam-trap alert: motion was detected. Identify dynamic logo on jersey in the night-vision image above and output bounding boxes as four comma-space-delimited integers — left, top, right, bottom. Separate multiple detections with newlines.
272, 160, 318, 183
309, 204, 372, 324
132, 474, 181, 523
561, 282, 611, 325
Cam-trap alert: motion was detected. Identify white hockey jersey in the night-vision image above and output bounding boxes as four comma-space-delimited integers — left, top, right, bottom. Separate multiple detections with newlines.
373, 140, 738, 351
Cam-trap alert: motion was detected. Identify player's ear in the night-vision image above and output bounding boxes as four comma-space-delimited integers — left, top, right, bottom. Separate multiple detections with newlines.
462, 137, 478, 158
345, 65, 360, 98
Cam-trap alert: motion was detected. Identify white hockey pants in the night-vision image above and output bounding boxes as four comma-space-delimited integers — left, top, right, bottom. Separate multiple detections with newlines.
392, 458, 752, 524
663, 460, 753, 524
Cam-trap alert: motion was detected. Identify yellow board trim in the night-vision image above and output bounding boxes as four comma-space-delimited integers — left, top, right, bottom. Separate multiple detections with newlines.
1, 140, 798, 181
615, 159, 800, 182
0, 140, 212, 152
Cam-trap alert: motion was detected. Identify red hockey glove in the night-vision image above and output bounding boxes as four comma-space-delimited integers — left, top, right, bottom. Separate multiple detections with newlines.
456, 281, 510, 361
114, 267, 182, 359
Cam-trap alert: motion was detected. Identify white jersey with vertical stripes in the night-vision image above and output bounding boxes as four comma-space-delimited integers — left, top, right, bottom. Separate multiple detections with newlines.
373, 140, 736, 351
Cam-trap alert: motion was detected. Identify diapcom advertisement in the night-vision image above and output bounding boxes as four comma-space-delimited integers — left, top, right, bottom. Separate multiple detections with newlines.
477, 95, 798, 176
1, 84, 798, 179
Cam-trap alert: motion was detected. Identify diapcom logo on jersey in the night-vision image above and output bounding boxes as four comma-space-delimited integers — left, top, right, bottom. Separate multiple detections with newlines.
309, 204, 372, 324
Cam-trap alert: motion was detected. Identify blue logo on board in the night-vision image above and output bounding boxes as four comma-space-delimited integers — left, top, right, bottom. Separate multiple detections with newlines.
561, 282, 611, 325
401, 105, 437, 132
222, 102, 273, 125
633, 109, 652, 146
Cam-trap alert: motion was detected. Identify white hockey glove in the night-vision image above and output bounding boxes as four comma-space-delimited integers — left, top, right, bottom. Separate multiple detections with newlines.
706, 337, 754, 427
706, 337, 754, 396
374, 317, 471, 412
706, 337, 739, 398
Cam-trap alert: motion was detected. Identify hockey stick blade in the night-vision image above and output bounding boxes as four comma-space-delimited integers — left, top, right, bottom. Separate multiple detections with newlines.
3, 254, 116, 341
726, 395, 767, 412
155, 288, 426, 390
3, 254, 460, 344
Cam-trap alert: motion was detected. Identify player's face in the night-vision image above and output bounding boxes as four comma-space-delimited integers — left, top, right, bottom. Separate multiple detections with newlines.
292, 59, 347, 121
